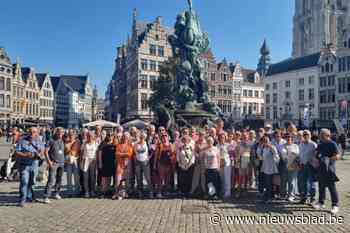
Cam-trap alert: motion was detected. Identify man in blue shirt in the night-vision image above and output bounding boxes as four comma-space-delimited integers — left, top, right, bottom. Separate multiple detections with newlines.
313, 129, 340, 215
15, 127, 44, 207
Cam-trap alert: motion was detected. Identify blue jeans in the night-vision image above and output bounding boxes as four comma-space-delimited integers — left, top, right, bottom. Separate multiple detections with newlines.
298, 164, 316, 200
287, 170, 298, 197
66, 163, 80, 194
18, 161, 39, 203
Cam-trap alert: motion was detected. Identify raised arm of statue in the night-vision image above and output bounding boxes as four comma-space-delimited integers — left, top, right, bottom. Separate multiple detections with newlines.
187, 0, 193, 11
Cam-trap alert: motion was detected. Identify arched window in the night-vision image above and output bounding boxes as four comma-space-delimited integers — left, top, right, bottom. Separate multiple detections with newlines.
325, 63, 330, 72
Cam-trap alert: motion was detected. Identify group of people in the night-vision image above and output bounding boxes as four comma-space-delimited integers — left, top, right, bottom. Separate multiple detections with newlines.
11, 120, 343, 214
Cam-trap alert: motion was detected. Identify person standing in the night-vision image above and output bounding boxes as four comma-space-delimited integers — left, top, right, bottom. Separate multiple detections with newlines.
80, 132, 99, 198
155, 134, 175, 198
313, 129, 341, 214
15, 127, 44, 207
217, 132, 231, 199
203, 137, 220, 199
298, 130, 317, 204
112, 133, 133, 200
190, 131, 207, 197
134, 132, 153, 198
97, 133, 116, 198
43, 128, 65, 204
280, 134, 300, 202
65, 130, 81, 197
272, 130, 286, 199
235, 132, 252, 198
176, 131, 195, 197
258, 136, 280, 203
338, 133, 346, 160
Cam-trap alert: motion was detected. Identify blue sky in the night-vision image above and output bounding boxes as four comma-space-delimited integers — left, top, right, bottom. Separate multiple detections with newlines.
0, 0, 294, 97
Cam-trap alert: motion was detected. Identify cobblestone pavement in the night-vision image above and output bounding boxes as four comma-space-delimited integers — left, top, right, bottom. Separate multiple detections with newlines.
0, 159, 349, 233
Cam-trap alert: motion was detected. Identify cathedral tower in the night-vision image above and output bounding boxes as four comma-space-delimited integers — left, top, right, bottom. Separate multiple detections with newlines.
292, 0, 350, 58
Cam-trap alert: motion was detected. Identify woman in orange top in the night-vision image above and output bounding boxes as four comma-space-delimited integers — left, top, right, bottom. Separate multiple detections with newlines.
112, 132, 133, 200
155, 134, 176, 198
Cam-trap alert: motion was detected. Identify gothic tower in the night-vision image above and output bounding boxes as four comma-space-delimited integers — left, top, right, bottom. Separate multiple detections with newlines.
257, 39, 271, 77
292, 0, 350, 58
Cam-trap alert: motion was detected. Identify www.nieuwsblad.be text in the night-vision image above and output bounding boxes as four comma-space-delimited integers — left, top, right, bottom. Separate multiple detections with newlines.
209, 213, 344, 225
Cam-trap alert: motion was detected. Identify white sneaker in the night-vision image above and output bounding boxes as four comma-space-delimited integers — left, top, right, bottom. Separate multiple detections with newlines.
330, 206, 339, 215
312, 202, 325, 210
54, 194, 62, 200
288, 196, 295, 202
117, 196, 123, 200
43, 198, 51, 204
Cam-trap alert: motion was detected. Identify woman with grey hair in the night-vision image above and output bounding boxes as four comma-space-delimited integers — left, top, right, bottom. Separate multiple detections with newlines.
257, 136, 280, 203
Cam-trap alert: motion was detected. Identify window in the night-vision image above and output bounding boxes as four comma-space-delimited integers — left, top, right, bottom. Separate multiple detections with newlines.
248, 90, 253, 97
285, 91, 291, 99
265, 94, 270, 104
320, 90, 327, 104
254, 91, 259, 97
308, 88, 314, 100
141, 93, 148, 110
299, 89, 304, 101
150, 60, 157, 71
272, 82, 277, 90
308, 76, 314, 84
299, 78, 304, 86
158, 46, 164, 57
150, 44, 157, 55
266, 106, 271, 120
320, 77, 327, 87
285, 80, 291, 88
325, 63, 330, 72
149, 75, 156, 90
273, 93, 277, 103
6, 78, 11, 91
328, 76, 335, 86
141, 59, 148, 70
328, 89, 335, 103
6, 95, 10, 108
211, 73, 216, 81
210, 87, 215, 97
243, 90, 247, 97
273, 106, 278, 120
0, 77, 4, 90
140, 75, 148, 89
0, 94, 4, 107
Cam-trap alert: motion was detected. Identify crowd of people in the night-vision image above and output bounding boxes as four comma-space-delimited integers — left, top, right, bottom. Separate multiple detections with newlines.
7, 120, 344, 214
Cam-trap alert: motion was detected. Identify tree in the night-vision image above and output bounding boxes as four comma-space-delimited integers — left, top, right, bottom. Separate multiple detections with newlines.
148, 57, 178, 111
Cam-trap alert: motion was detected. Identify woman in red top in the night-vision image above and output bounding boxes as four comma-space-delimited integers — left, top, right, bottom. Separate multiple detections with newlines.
155, 134, 175, 198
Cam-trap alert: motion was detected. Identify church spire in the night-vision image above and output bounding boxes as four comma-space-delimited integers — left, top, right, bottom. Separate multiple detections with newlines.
132, 8, 137, 34
257, 39, 271, 77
